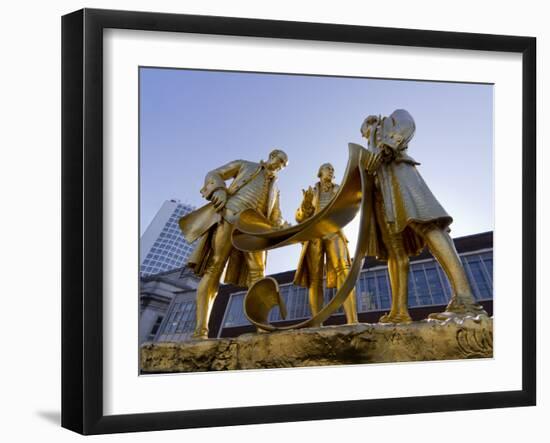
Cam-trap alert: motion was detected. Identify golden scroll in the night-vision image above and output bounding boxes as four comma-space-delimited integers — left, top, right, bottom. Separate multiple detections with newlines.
232, 143, 374, 331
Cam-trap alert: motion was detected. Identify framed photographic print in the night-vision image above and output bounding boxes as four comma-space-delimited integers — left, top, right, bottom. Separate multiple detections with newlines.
61, 8, 536, 435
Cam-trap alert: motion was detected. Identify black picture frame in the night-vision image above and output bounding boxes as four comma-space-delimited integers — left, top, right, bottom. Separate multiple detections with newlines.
61, 8, 536, 435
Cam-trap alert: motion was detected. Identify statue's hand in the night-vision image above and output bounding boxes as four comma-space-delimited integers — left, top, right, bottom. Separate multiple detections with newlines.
295, 187, 315, 223
301, 186, 315, 211
280, 221, 292, 229
365, 151, 384, 175
211, 188, 228, 211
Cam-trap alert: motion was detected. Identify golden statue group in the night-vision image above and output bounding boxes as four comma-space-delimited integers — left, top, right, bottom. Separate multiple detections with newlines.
180, 109, 487, 339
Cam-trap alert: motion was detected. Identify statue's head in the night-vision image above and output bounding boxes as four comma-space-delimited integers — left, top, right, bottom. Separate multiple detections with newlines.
379, 109, 416, 150
317, 162, 335, 182
265, 149, 289, 172
360, 115, 380, 140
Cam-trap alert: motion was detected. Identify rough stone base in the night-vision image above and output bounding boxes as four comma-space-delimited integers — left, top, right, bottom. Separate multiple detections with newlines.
140, 315, 493, 373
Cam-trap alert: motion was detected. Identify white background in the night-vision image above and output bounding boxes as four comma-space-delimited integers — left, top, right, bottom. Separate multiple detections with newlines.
104, 29, 522, 415
0, 0, 546, 442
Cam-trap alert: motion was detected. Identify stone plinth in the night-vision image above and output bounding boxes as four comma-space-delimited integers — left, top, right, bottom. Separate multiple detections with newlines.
140, 315, 492, 373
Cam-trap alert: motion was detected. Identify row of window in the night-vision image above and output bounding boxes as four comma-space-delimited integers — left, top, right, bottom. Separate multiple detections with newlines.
173, 205, 194, 216
152, 242, 189, 253
144, 251, 184, 262
222, 251, 493, 328
159, 232, 185, 240
142, 257, 181, 268
148, 246, 188, 258
159, 229, 179, 237
149, 236, 193, 255
151, 251, 494, 338
141, 259, 184, 275
151, 250, 494, 336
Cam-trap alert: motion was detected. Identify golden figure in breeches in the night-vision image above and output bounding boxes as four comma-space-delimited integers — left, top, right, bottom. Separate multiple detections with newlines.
179, 149, 289, 338
293, 163, 358, 324
362, 110, 487, 323
194, 219, 266, 338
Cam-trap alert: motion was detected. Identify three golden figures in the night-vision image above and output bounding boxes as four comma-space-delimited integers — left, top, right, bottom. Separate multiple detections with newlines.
179, 109, 487, 339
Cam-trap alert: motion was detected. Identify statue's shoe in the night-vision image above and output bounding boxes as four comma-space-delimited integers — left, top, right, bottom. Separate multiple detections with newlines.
379, 312, 412, 324
428, 310, 488, 322
429, 295, 488, 321
191, 328, 209, 340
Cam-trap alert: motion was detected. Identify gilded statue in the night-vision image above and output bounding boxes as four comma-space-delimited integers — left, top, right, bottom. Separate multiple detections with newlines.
293, 163, 358, 324
179, 149, 289, 338
360, 109, 487, 322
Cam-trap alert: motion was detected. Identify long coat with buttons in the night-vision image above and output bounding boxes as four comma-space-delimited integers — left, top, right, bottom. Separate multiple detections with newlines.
364, 121, 453, 261
179, 159, 283, 287
293, 182, 349, 289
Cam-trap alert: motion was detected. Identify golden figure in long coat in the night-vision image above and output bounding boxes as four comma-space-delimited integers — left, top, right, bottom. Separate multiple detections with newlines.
293, 163, 358, 324
179, 149, 288, 338
361, 109, 487, 323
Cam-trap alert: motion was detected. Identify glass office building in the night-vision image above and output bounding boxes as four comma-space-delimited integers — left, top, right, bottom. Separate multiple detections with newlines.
220, 249, 493, 330
140, 199, 197, 277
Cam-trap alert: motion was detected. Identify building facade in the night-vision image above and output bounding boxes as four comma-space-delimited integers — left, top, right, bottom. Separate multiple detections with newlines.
140, 199, 196, 277
145, 231, 493, 342
139, 267, 200, 344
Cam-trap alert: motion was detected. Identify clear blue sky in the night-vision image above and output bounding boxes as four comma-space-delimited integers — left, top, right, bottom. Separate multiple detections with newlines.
140, 67, 493, 275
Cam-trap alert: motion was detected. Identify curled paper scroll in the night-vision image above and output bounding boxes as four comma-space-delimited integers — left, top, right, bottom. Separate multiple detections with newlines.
232, 143, 374, 330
